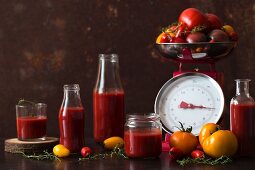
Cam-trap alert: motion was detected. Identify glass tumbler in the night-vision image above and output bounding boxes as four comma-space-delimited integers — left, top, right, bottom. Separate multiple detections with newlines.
16, 103, 47, 141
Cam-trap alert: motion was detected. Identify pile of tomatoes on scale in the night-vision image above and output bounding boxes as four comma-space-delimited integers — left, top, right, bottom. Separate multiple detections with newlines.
156, 8, 238, 44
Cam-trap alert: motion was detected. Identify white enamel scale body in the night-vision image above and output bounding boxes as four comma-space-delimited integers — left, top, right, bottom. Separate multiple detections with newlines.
154, 73, 224, 136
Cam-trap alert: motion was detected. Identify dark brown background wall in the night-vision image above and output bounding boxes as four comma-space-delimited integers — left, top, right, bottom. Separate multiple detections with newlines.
0, 0, 254, 139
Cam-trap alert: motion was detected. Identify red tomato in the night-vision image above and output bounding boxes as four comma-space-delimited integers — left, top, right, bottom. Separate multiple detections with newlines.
205, 13, 222, 30
191, 150, 204, 159
81, 147, 92, 157
169, 147, 184, 160
179, 8, 209, 30
170, 37, 187, 43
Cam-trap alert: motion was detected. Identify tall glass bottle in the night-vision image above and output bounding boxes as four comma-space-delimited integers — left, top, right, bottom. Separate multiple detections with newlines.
230, 79, 255, 157
93, 54, 125, 142
59, 84, 85, 152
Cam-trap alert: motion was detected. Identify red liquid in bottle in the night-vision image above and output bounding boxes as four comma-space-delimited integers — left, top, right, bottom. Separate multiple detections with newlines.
124, 129, 162, 158
230, 103, 255, 156
59, 107, 85, 152
93, 91, 124, 142
16, 116, 47, 140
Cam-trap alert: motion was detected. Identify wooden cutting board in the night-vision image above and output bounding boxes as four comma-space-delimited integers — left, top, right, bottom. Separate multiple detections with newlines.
5, 137, 59, 153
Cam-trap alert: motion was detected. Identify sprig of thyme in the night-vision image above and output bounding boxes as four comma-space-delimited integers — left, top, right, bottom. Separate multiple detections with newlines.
15, 150, 60, 161
177, 156, 232, 166
79, 145, 128, 161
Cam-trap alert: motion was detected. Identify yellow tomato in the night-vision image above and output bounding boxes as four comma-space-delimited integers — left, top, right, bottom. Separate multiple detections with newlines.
103, 136, 124, 150
199, 123, 238, 158
53, 144, 70, 158
170, 131, 198, 155
199, 123, 220, 145
222, 25, 235, 35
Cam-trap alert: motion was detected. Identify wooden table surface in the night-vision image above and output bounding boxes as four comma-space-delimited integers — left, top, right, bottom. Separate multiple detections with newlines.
1, 138, 255, 170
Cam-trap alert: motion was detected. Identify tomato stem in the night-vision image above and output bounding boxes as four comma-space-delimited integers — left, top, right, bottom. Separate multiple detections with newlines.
177, 122, 193, 133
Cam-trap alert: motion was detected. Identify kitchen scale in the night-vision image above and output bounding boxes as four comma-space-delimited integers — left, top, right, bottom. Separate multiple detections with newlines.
154, 42, 236, 136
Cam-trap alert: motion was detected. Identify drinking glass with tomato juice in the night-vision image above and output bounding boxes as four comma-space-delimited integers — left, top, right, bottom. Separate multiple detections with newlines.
16, 103, 47, 141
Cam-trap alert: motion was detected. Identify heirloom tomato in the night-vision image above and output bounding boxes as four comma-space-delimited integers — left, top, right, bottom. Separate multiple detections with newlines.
205, 13, 222, 30
178, 8, 209, 30
199, 123, 238, 158
169, 122, 198, 155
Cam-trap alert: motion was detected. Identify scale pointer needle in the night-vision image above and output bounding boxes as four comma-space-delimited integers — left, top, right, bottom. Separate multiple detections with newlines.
179, 101, 215, 109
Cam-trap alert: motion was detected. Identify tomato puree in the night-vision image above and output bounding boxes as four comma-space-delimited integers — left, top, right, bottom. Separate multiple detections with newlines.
124, 129, 162, 158
16, 116, 47, 140
93, 91, 124, 142
230, 103, 255, 156
59, 107, 85, 152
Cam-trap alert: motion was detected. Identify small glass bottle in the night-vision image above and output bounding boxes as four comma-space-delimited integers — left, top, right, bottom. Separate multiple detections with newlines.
93, 54, 125, 142
59, 84, 85, 152
124, 113, 162, 158
230, 79, 255, 157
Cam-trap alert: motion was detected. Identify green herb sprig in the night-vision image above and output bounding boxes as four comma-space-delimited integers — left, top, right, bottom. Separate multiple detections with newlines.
15, 151, 60, 161
79, 145, 128, 161
177, 156, 232, 166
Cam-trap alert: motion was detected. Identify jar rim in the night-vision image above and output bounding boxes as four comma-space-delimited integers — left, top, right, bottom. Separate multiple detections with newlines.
126, 113, 159, 121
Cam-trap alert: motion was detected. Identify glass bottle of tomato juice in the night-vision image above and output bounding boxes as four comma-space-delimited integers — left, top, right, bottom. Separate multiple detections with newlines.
93, 54, 125, 142
230, 79, 255, 157
59, 84, 85, 152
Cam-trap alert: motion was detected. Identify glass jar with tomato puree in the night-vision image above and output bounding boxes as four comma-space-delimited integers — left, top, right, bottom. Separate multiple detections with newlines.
124, 113, 162, 158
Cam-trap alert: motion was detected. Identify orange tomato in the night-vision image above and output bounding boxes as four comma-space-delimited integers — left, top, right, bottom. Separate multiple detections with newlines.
169, 123, 198, 155
199, 123, 238, 158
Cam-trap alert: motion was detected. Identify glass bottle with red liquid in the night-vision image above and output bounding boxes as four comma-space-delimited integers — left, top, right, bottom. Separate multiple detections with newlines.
230, 79, 255, 157
59, 84, 85, 152
93, 54, 125, 142
124, 113, 162, 158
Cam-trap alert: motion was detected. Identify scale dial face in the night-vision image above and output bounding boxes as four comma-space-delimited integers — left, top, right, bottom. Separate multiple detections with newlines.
154, 73, 224, 136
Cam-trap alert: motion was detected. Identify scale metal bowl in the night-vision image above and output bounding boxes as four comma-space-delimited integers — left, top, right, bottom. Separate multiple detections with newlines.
155, 42, 237, 63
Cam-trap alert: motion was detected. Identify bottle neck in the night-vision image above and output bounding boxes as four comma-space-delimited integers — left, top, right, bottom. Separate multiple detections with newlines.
62, 84, 83, 108
95, 54, 123, 92
236, 79, 250, 97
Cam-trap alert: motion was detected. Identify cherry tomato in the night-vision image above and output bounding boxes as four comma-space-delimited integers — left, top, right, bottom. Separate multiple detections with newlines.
222, 25, 235, 35
191, 150, 204, 159
169, 123, 198, 155
199, 123, 238, 158
179, 8, 209, 30
53, 144, 70, 158
169, 147, 183, 160
205, 13, 222, 30
81, 147, 92, 157
156, 32, 171, 43
229, 31, 238, 41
